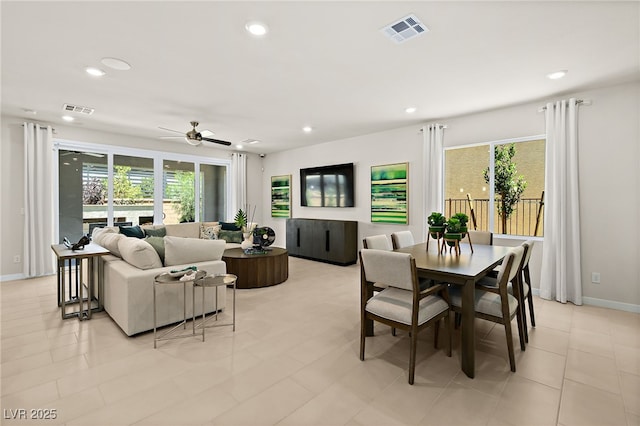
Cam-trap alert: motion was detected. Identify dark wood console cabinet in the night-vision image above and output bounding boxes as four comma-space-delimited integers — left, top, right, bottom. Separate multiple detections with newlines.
286, 218, 358, 266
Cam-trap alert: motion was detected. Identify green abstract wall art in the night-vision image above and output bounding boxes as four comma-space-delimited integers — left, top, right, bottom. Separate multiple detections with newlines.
271, 175, 291, 218
371, 162, 408, 224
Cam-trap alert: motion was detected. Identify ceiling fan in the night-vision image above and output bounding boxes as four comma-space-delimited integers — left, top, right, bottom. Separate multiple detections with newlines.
159, 121, 232, 146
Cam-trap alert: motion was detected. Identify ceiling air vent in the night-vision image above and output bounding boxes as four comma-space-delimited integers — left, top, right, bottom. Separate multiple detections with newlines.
381, 14, 429, 44
62, 103, 95, 115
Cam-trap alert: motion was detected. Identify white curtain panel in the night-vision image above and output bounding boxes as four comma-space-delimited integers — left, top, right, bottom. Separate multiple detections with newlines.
540, 99, 582, 305
423, 124, 445, 215
231, 152, 247, 216
23, 122, 55, 277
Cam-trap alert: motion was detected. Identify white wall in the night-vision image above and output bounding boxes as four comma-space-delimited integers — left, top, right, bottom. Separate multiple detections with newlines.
261, 125, 426, 251
261, 81, 640, 310
0, 115, 263, 278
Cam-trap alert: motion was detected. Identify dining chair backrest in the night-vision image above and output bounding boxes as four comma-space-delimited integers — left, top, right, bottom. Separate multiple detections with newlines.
391, 231, 415, 249
496, 246, 525, 285
363, 234, 392, 251
522, 240, 534, 268
464, 230, 493, 245
360, 249, 414, 291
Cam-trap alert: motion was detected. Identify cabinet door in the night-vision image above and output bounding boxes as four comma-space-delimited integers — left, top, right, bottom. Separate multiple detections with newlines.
285, 219, 299, 256
298, 220, 317, 258
324, 221, 347, 263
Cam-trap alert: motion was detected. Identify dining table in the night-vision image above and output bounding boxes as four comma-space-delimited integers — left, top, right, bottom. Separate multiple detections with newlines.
392, 241, 513, 378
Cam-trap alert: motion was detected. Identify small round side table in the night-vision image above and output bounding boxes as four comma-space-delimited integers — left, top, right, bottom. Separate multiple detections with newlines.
193, 273, 237, 341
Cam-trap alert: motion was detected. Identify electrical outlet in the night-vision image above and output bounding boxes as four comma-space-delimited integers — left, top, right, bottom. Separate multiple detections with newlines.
13, 255, 21, 263
591, 272, 601, 284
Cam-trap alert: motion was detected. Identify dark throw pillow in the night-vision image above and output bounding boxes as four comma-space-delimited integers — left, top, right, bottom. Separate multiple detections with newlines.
119, 225, 145, 239
218, 230, 243, 244
220, 221, 242, 231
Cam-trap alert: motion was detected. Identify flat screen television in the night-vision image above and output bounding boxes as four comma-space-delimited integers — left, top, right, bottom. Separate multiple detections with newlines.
300, 162, 354, 207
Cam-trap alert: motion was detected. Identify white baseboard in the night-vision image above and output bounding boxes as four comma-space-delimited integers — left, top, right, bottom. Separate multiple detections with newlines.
532, 288, 640, 313
0, 273, 26, 282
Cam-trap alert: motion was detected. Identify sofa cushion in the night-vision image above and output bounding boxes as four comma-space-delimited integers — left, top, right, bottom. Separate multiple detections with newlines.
144, 226, 167, 238
100, 233, 126, 258
200, 223, 221, 240
145, 236, 165, 264
118, 237, 163, 270
119, 225, 145, 239
164, 223, 200, 238
164, 235, 226, 266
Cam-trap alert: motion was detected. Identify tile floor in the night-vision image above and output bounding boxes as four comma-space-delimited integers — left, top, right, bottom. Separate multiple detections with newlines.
1, 256, 639, 425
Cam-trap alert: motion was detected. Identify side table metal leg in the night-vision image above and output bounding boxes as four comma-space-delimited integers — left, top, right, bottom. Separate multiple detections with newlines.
153, 284, 157, 349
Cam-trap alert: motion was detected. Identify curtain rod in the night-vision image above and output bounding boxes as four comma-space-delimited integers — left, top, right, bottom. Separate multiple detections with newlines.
538, 99, 591, 112
419, 124, 448, 131
21, 123, 57, 132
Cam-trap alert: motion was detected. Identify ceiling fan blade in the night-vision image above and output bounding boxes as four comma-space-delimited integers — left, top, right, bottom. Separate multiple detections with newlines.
201, 137, 232, 146
158, 126, 184, 134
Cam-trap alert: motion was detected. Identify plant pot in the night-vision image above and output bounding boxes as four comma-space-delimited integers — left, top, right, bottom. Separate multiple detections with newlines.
429, 226, 444, 238
460, 226, 468, 239
445, 233, 462, 246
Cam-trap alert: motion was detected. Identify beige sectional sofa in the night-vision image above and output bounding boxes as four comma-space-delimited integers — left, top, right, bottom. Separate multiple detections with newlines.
93, 222, 248, 336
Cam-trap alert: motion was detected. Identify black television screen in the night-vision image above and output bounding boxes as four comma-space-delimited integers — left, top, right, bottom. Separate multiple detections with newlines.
300, 163, 354, 207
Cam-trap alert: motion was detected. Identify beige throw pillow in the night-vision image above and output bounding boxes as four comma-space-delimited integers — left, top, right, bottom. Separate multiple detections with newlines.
164, 236, 226, 266
99, 233, 126, 258
118, 237, 163, 270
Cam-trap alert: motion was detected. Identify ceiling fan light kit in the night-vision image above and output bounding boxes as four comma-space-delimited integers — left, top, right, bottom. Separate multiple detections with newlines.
159, 121, 232, 147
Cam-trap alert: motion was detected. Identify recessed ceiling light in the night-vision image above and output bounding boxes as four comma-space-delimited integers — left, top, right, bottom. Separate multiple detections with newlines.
101, 57, 131, 71
243, 139, 260, 145
22, 108, 37, 115
85, 67, 106, 77
547, 70, 568, 80
236, 144, 244, 150
62, 115, 75, 122
302, 126, 313, 133
246, 21, 268, 36
405, 107, 417, 113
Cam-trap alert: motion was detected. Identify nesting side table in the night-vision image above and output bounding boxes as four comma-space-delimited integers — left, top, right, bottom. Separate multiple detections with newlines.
153, 270, 206, 348
51, 242, 110, 320
193, 273, 237, 341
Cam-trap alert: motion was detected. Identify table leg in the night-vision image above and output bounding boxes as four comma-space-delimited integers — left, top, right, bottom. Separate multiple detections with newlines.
461, 278, 476, 378
86, 257, 93, 320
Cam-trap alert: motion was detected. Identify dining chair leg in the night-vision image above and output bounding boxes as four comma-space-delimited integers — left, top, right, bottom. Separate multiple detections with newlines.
392, 327, 396, 336
504, 319, 517, 372
360, 317, 366, 361
445, 314, 452, 357
515, 305, 526, 351
527, 294, 536, 327
409, 326, 418, 385
433, 319, 440, 349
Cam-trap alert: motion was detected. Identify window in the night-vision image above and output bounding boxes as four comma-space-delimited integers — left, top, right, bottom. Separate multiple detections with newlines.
444, 137, 545, 237
55, 142, 230, 240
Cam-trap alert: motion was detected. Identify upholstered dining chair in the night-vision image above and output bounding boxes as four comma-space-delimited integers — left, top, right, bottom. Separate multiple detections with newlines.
391, 230, 415, 249
363, 234, 393, 251
516, 240, 536, 342
449, 246, 526, 372
360, 249, 451, 384
462, 230, 493, 253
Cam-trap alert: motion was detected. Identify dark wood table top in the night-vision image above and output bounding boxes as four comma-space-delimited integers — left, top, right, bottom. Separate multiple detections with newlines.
222, 247, 287, 259
394, 242, 512, 283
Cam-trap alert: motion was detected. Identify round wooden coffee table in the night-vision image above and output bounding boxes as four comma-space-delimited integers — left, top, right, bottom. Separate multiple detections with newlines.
222, 247, 289, 289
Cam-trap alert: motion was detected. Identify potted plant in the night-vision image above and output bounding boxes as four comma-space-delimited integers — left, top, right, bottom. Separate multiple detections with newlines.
234, 208, 248, 232
451, 212, 469, 237
444, 217, 463, 246
427, 212, 446, 238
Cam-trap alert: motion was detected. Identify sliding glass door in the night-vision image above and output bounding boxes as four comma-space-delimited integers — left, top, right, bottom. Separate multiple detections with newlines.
55, 142, 230, 240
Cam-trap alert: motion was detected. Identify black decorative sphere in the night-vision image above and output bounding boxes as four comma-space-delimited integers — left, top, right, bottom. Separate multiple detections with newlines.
252, 227, 276, 248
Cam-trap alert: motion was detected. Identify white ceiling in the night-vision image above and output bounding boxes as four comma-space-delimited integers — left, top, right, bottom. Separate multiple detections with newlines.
2, 1, 638, 154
